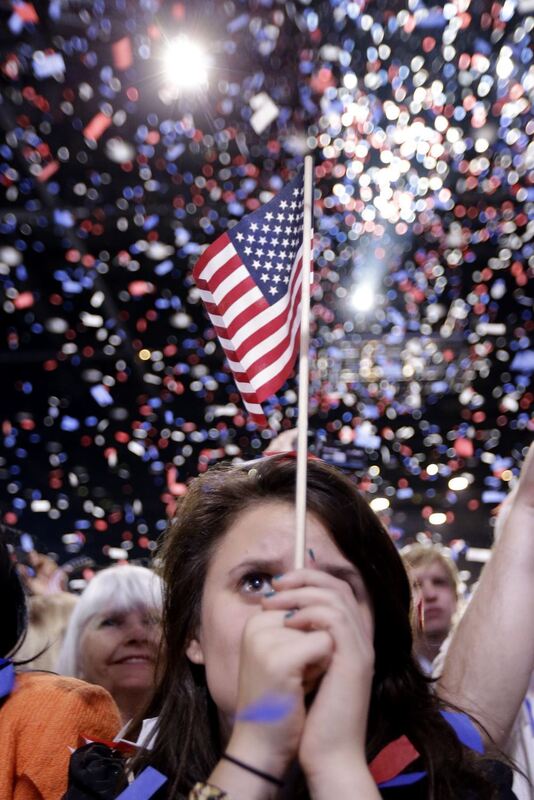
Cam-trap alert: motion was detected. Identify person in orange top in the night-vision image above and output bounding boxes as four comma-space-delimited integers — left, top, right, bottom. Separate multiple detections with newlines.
0, 534, 121, 800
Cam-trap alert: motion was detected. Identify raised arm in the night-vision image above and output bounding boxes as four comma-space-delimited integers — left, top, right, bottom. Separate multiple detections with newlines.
437, 442, 534, 746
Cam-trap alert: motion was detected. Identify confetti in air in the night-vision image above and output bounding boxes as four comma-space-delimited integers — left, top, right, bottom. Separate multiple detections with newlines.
0, 0, 531, 577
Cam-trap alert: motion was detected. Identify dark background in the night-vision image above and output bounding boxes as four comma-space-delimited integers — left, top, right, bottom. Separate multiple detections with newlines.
0, 0, 532, 581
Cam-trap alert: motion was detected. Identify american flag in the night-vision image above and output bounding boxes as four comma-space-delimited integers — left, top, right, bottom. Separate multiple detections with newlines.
193, 171, 309, 425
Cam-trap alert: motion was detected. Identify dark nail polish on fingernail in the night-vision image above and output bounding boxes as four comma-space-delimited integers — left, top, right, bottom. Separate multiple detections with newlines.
263, 590, 276, 597
273, 574, 283, 581
308, 548, 316, 562
285, 609, 296, 619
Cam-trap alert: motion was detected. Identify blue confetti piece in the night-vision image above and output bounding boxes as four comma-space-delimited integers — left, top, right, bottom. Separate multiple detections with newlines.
440, 711, 484, 754
361, 404, 379, 419
416, 10, 445, 28
48, 0, 61, 18
524, 698, 534, 737
430, 381, 449, 394
53, 209, 74, 227
8, 11, 24, 34
60, 416, 80, 431
174, 228, 191, 247
143, 215, 159, 231
33, 52, 66, 78
511, 350, 534, 373
0, 659, 15, 699
19, 532, 34, 552
154, 259, 173, 276
116, 767, 167, 799
474, 37, 492, 54
62, 281, 82, 294
354, 430, 381, 449
235, 693, 295, 723
481, 490, 507, 504
492, 457, 513, 470
183, 243, 202, 255
166, 144, 185, 160
379, 771, 427, 789
90, 385, 114, 407
227, 12, 249, 32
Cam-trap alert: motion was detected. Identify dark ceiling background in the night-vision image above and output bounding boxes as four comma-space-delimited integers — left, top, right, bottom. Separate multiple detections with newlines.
0, 0, 532, 582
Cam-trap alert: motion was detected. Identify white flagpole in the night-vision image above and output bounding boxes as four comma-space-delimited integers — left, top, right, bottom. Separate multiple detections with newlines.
294, 154, 314, 570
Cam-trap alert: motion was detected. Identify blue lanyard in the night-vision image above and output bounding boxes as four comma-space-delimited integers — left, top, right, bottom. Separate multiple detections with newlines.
0, 658, 15, 699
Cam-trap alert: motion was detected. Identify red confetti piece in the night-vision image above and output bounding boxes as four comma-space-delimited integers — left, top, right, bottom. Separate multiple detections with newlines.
13, 291, 34, 309
128, 280, 154, 296
2, 55, 20, 79
112, 37, 133, 71
172, 2, 185, 19
166, 466, 187, 495
454, 438, 474, 458
369, 735, 420, 784
13, 2, 38, 22
19, 418, 35, 430
36, 160, 59, 182
79, 735, 139, 755
83, 112, 112, 141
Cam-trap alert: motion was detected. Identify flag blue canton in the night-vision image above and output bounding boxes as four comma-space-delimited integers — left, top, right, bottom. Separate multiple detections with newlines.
228, 172, 305, 307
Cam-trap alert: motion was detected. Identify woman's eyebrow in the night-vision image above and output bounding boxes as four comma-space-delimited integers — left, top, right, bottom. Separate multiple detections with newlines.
323, 564, 363, 585
228, 558, 286, 578
95, 609, 123, 620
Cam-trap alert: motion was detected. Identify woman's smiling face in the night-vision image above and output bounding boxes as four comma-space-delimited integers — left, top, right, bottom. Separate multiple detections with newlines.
79, 606, 160, 700
185, 500, 373, 727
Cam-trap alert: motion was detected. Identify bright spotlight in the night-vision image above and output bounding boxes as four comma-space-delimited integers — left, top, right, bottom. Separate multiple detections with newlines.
164, 36, 209, 90
351, 283, 375, 312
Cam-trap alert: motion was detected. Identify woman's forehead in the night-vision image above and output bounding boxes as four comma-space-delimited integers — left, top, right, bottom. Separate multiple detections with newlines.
210, 500, 354, 570
90, 602, 152, 619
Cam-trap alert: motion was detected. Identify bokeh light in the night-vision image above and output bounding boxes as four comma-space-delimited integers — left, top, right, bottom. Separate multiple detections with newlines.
163, 36, 210, 91
0, 0, 531, 573
351, 284, 376, 313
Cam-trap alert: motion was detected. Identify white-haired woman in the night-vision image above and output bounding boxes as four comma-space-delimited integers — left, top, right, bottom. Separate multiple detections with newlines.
57, 564, 163, 725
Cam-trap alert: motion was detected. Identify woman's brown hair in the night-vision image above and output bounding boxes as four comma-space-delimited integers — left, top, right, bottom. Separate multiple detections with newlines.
135, 455, 502, 798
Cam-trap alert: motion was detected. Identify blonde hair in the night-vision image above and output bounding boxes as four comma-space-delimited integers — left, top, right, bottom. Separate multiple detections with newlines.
400, 542, 461, 599
16, 592, 78, 672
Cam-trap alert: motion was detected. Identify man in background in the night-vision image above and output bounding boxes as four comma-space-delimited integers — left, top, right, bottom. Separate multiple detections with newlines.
401, 543, 461, 675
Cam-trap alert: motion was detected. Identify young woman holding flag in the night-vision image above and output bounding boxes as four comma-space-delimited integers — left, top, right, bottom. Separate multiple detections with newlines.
115, 453, 516, 800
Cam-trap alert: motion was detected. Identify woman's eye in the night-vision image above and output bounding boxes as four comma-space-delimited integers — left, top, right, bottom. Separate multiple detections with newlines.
240, 572, 273, 595
143, 615, 161, 627
100, 617, 120, 627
